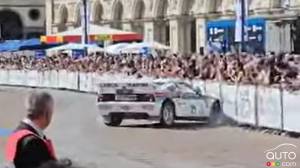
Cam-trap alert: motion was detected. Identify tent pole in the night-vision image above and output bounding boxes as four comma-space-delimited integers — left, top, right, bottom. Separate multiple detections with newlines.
82, 0, 88, 56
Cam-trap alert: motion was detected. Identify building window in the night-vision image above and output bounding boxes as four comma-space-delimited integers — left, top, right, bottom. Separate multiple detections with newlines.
29, 9, 40, 21
282, 0, 290, 8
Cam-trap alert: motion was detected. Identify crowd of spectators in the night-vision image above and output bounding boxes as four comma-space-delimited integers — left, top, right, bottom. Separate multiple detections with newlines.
0, 52, 299, 90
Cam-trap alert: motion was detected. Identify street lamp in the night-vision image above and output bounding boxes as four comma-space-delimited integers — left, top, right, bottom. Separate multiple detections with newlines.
241, 0, 246, 52
235, 0, 247, 53
81, 0, 89, 56
82, 0, 88, 45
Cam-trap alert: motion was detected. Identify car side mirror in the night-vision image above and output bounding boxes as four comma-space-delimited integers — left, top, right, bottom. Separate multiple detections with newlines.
167, 84, 176, 92
169, 85, 176, 92
194, 87, 202, 96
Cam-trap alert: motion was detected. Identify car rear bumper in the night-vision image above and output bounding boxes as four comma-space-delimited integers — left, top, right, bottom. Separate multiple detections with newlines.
97, 102, 160, 118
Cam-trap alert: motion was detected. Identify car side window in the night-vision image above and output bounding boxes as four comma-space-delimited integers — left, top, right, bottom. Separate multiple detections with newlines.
176, 83, 201, 99
156, 82, 177, 91
166, 83, 177, 92
181, 92, 199, 99
177, 83, 194, 93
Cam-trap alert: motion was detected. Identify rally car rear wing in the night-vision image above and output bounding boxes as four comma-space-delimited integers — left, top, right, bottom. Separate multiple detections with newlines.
98, 82, 155, 94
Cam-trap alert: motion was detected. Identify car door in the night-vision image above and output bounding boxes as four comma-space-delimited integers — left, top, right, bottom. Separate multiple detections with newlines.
157, 82, 184, 116
175, 83, 208, 117
190, 95, 210, 117
164, 83, 186, 117
181, 92, 209, 117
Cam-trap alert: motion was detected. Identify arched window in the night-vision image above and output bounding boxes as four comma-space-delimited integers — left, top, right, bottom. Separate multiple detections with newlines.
134, 0, 145, 19
0, 10, 23, 39
153, 0, 169, 45
155, 0, 168, 18
112, 0, 124, 29
181, 0, 195, 15
57, 5, 68, 31
93, 3, 103, 23
74, 4, 81, 27
60, 5, 68, 24
132, 0, 146, 34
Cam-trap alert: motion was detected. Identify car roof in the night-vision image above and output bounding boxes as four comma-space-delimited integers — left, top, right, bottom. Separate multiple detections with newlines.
153, 78, 182, 84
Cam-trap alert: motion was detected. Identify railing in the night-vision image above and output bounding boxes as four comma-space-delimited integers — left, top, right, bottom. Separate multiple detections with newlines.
0, 70, 299, 133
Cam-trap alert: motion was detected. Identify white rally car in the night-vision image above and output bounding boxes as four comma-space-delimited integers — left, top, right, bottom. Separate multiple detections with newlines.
97, 79, 222, 127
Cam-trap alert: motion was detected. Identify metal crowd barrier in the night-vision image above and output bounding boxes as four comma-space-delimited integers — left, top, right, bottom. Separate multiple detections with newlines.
0, 70, 299, 133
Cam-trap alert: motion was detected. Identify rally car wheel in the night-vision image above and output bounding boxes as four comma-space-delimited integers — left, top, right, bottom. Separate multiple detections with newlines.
103, 115, 123, 127
160, 101, 175, 127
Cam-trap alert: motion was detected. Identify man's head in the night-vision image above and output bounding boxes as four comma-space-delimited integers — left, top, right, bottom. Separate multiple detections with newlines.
25, 91, 54, 130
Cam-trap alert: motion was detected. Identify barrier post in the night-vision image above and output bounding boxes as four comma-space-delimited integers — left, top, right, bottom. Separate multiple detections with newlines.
219, 81, 223, 106
7, 69, 10, 84
254, 84, 259, 127
235, 83, 239, 122
203, 80, 207, 94
218, 81, 222, 101
56, 70, 60, 88
41, 71, 45, 87
77, 71, 80, 91
280, 85, 284, 132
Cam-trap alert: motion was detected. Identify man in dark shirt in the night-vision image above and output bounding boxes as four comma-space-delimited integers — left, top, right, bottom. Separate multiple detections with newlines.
5, 92, 56, 168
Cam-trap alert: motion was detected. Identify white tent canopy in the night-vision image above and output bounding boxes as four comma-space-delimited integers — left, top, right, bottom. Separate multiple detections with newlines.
50, 24, 138, 36
121, 42, 170, 54
105, 43, 130, 55
47, 43, 104, 53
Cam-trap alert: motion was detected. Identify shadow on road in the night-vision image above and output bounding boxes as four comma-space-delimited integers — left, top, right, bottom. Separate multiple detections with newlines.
120, 122, 220, 131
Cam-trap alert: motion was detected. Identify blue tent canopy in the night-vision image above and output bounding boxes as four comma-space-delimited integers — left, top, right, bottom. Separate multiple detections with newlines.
0, 38, 60, 52
19, 38, 41, 48
0, 40, 20, 52
19, 38, 61, 50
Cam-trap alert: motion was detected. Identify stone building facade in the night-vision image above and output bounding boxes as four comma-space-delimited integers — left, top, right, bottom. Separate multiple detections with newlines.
47, 0, 300, 54
0, 0, 45, 40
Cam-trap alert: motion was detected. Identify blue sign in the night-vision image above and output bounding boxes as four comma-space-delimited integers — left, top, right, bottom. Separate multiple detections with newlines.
35, 50, 46, 59
72, 49, 85, 59
207, 18, 265, 54
141, 47, 150, 57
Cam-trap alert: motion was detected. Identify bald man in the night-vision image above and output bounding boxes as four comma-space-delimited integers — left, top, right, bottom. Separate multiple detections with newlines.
5, 91, 56, 168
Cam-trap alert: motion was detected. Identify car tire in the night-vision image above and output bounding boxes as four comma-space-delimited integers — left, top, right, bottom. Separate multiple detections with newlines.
160, 101, 175, 127
103, 115, 123, 127
208, 101, 223, 127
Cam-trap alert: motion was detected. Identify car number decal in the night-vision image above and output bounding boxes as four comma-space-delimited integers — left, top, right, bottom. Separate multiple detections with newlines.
190, 105, 197, 114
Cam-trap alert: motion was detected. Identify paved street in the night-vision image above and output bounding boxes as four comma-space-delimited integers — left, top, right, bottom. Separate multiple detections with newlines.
0, 87, 299, 168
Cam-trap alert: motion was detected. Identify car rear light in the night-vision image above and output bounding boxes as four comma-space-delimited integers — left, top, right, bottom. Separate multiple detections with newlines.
98, 94, 155, 102
97, 94, 115, 102
97, 94, 103, 102
136, 94, 155, 102
154, 92, 168, 97
146, 94, 155, 102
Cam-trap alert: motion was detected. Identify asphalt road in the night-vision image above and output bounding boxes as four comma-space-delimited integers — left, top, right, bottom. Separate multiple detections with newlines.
0, 86, 299, 168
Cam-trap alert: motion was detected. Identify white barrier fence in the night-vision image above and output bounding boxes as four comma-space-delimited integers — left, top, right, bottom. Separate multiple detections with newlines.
0, 70, 300, 133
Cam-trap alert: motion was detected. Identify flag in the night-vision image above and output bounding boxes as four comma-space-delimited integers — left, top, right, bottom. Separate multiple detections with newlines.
235, 0, 242, 42
244, 0, 249, 42
235, 0, 248, 42
81, 0, 90, 44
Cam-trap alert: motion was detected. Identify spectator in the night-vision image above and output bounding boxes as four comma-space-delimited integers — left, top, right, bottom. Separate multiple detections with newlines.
0, 51, 299, 90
